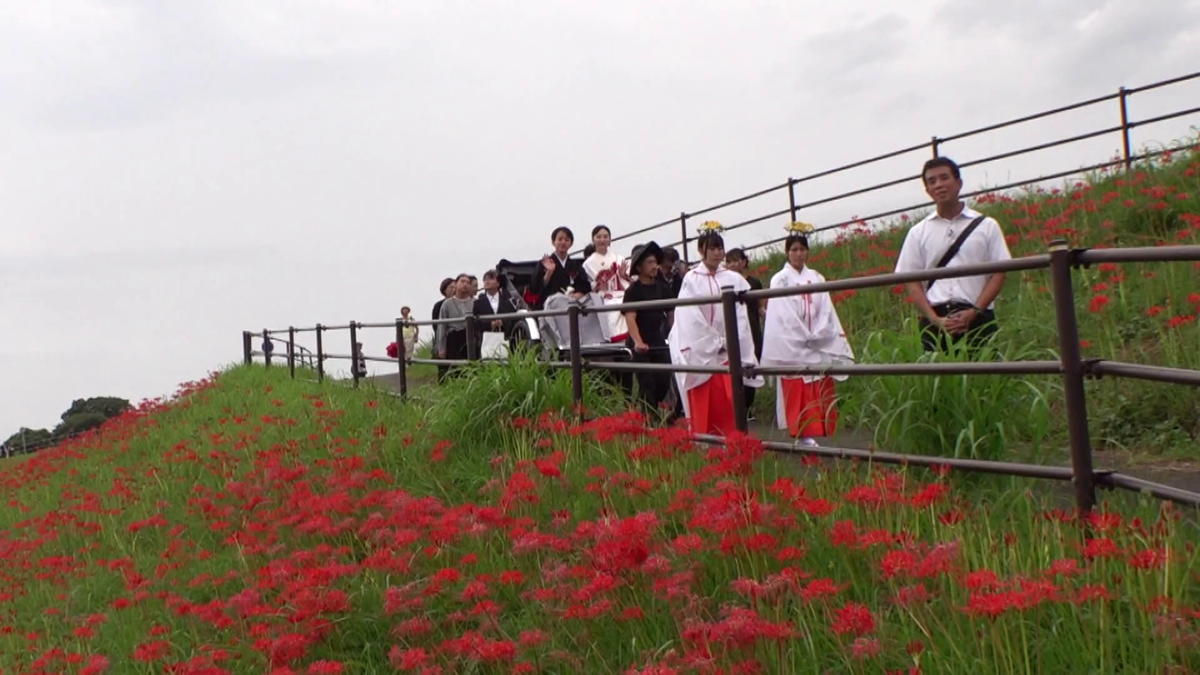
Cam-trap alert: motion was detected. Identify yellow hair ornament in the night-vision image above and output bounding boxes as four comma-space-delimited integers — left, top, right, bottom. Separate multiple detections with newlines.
786, 220, 815, 234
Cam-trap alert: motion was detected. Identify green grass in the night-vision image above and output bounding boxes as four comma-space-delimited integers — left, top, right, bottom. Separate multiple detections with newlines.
2, 365, 1198, 674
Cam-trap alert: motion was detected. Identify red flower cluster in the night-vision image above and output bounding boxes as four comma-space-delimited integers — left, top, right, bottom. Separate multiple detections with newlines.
0, 367, 1195, 673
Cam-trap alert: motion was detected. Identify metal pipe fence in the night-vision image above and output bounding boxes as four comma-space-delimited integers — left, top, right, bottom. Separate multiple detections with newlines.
244, 242, 1200, 515
555, 70, 1197, 260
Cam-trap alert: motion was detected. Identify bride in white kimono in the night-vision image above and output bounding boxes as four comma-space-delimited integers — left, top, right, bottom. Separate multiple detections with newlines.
667, 224, 764, 436
760, 226, 855, 447
583, 225, 633, 343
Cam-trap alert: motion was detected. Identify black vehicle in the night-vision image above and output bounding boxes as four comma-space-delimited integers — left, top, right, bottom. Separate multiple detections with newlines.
494, 258, 632, 363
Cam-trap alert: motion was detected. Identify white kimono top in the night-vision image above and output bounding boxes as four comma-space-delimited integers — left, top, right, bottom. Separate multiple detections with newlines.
667, 266, 764, 420
583, 250, 632, 340
761, 264, 855, 426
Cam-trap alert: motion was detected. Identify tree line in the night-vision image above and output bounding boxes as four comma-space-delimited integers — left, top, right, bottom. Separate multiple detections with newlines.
1, 396, 130, 456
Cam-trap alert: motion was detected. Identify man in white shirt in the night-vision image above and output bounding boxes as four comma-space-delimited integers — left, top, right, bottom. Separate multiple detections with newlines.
894, 157, 1012, 354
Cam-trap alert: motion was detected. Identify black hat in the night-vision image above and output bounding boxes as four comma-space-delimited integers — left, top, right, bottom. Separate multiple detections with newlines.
629, 241, 663, 274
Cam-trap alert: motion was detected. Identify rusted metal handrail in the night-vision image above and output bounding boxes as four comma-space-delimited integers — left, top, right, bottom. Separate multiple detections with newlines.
245, 239, 1200, 517
572, 70, 1200, 258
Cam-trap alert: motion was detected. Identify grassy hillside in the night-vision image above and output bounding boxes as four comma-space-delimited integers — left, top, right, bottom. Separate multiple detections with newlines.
1, 366, 1198, 673
744, 139, 1200, 460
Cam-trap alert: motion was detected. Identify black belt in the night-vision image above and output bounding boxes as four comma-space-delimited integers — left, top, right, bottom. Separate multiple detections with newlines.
932, 301, 984, 313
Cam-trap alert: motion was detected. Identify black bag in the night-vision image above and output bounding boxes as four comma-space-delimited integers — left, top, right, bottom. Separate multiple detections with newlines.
925, 215, 987, 293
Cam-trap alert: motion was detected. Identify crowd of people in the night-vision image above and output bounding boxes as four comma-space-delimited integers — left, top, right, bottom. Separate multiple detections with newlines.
404, 156, 1011, 447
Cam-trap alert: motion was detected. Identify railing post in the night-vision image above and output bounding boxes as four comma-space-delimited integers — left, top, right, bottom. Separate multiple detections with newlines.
287, 326, 296, 379
1048, 239, 1096, 517
242, 331, 252, 365
1118, 86, 1132, 171
263, 329, 273, 368
349, 321, 361, 388
465, 314, 479, 361
567, 303, 584, 414
395, 319, 408, 401
787, 178, 797, 223
316, 324, 325, 383
930, 136, 940, 158
720, 286, 749, 433
679, 212, 690, 264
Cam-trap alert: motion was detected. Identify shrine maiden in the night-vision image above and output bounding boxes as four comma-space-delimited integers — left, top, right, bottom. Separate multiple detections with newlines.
667, 222, 764, 435
761, 224, 855, 447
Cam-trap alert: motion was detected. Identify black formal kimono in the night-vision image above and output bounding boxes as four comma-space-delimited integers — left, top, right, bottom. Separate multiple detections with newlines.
529, 254, 591, 308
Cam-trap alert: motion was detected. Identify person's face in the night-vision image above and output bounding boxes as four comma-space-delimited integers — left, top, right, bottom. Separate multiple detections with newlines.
456, 276, 471, 296
442, 283, 455, 298
725, 256, 746, 273
484, 275, 499, 292
638, 255, 659, 280
787, 242, 809, 269
923, 166, 962, 204
470, 279, 479, 294
401, 308, 410, 318
702, 244, 724, 268
553, 231, 573, 256
592, 229, 611, 253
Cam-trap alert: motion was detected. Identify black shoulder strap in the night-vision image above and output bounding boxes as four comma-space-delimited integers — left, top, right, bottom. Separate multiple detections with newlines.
926, 215, 987, 292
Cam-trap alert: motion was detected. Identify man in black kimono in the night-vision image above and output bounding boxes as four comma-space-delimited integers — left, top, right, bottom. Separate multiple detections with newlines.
530, 226, 591, 308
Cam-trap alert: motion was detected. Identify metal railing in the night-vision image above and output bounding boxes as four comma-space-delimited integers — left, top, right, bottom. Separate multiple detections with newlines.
568, 71, 1199, 263
243, 241, 1200, 516
0, 428, 92, 458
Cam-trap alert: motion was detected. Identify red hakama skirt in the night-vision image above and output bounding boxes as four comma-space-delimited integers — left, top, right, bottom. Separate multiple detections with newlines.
686, 373, 737, 436
781, 377, 838, 438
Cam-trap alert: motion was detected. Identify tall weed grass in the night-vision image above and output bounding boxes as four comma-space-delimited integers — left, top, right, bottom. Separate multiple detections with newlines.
426, 349, 623, 449
837, 321, 1058, 463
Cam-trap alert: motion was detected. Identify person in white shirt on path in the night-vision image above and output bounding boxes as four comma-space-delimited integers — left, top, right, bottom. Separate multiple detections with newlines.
667, 222, 764, 436
894, 157, 1013, 355
761, 223, 855, 447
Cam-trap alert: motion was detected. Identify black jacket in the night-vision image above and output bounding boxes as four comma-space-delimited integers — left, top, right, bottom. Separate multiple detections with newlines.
530, 255, 591, 305
473, 292, 517, 335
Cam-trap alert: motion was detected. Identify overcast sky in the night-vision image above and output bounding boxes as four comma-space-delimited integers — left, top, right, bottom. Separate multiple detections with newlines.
2, 0, 1199, 436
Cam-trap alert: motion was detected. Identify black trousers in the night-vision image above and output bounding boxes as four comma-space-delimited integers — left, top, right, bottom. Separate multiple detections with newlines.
440, 330, 469, 381
632, 347, 672, 415
919, 302, 998, 357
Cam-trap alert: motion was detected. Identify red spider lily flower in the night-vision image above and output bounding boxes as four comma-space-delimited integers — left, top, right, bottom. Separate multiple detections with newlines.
1089, 295, 1110, 312
1167, 315, 1196, 329
1128, 548, 1169, 570
1082, 538, 1121, 559
133, 640, 171, 662
389, 646, 431, 671
850, 637, 881, 660
831, 602, 875, 636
